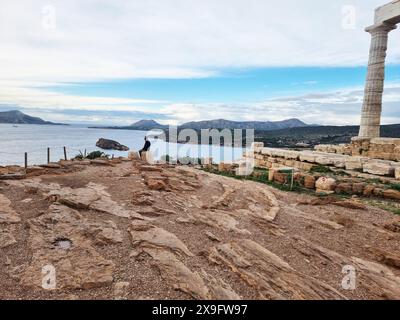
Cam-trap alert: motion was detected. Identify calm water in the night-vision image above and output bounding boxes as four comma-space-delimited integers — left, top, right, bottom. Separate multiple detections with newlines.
0, 124, 244, 166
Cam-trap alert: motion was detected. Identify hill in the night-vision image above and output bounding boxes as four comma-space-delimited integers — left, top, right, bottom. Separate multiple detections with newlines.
255, 124, 400, 148
0, 110, 65, 125
91, 118, 309, 131
180, 118, 308, 130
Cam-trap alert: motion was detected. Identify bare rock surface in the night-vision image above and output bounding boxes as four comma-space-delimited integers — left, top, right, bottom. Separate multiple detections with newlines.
0, 194, 21, 223
208, 239, 346, 300
292, 237, 400, 299
0, 161, 400, 300
129, 221, 193, 257
19, 204, 115, 290
0, 228, 17, 248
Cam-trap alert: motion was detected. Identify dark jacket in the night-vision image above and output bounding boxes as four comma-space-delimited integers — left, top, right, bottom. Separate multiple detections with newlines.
142, 140, 151, 151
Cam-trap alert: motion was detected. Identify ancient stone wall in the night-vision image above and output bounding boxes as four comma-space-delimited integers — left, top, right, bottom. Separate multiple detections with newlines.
316, 138, 400, 162
245, 142, 400, 180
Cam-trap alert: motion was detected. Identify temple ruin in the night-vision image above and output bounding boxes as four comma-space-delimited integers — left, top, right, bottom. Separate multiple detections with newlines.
358, 0, 400, 138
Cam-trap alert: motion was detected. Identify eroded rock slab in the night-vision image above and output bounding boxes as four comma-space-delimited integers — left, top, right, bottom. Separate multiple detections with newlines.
190, 210, 251, 235
19, 204, 116, 290
129, 221, 193, 257
46, 182, 144, 219
208, 239, 346, 300
142, 247, 210, 299
0, 227, 17, 248
0, 194, 20, 224
292, 237, 400, 299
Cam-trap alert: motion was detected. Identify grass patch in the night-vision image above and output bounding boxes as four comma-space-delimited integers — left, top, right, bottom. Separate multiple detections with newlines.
366, 178, 383, 184
310, 165, 333, 174
201, 167, 313, 195
74, 151, 109, 160
386, 183, 400, 191
334, 170, 351, 177
365, 199, 400, 215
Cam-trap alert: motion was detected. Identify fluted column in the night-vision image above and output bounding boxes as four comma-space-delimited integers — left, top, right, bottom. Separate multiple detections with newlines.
359, 22, 396, 138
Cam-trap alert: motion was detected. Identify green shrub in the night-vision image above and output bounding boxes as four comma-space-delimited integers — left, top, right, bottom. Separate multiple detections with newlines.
84, 151, 108, 160
387, 183, 400, 191
310, 165, 333, 174
178, 157, 201, 165
74, 150, 108, 160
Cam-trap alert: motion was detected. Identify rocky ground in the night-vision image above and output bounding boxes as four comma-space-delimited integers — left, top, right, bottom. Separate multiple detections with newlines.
0, 159, 400, 300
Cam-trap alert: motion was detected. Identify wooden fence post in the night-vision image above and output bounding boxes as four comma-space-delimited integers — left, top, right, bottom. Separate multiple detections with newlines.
47, 148, 50, 164
63, 146, 67, 161
24, 152, 28, 170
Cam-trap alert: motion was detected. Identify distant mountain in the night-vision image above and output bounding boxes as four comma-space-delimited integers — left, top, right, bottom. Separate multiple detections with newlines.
254, 124, 400, 148
92, 118, 309, 131
180, 118, 309, 131
129, 120, 167, 130
0, 110, 65, 125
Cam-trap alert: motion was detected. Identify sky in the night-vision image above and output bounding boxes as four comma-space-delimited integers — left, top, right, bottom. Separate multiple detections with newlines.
1, 0, 400, 126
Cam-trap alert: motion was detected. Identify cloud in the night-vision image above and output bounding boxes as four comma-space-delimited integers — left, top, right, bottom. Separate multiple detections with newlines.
1, 78, 400, 126
159, 83, 400, 126
1, 0, 399, 126
0, 0, 398, 83
0, 80, 169, 124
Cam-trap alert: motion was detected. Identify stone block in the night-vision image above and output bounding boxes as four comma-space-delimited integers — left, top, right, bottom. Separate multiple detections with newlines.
363, 185, 376, 197
271, 149, 286, 158
370, 138, 400, 146
201, 157, 213, 165
252, 142, 264, 149
396, 167, 400, 180
303, 175, 316, 189
268, 169, 275, 181
235, 161, 254, 176
128, 151, 140, 160
394, 146, 400, 161
298, 162, 315, 171
273, 172, 289, 184
345, 157, 369, 170
352, 183, 366, 194
271, 163, 283, 169
281, 150, 300, 160
363, 161, 395, 176
299, 152, 317, 163
315, 177, 336, 194
261, 148, 274, 156
218, 163, 234, 173
284, 160, 295, 167
383, 189, 400, 201
141, 151, 154, 164
335, 183, 353, 194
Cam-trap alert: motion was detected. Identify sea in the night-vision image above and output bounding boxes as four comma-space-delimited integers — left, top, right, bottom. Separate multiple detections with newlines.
0, 124, 244, 166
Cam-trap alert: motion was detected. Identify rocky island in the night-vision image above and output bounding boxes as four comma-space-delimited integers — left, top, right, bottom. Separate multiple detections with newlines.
96, 138, 129, 151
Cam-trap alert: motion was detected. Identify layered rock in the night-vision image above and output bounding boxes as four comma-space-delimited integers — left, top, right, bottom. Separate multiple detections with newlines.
96, 138, 129, 151
19, 204, 116, 290
208, 240, 346, 300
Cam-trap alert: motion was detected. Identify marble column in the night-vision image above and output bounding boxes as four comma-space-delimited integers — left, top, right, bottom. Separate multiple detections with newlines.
359, 22, 396, 138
